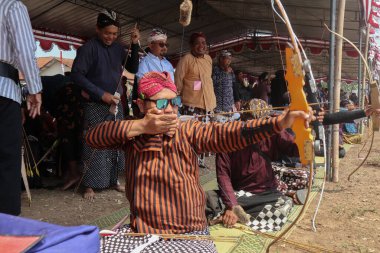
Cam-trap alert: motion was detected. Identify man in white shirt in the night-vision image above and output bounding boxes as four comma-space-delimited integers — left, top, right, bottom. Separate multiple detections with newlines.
0, 0, 42, 215
136, 28, 174, 81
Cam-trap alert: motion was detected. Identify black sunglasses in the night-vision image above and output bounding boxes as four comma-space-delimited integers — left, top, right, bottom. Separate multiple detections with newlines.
144, 97, 181, 109
153, 42, 169, 48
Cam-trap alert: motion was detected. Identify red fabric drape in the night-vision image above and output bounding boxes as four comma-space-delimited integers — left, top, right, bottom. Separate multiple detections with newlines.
38, 39, 54, 51
345, 50, 359, 58
309, 47, 324, 55
55, 42, 71, 51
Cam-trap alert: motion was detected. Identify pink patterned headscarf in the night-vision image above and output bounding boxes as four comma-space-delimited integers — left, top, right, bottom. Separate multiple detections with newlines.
138, 71, 177, 99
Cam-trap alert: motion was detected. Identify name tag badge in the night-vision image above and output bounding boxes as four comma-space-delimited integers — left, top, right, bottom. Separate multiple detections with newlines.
193, 80, 202, 91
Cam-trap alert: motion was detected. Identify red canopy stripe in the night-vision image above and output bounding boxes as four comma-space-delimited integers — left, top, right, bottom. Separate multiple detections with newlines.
33, 29, 84, 51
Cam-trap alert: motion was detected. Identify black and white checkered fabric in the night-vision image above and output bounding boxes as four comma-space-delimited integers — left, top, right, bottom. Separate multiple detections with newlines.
211, 190, 292, 233
234, 190, 292, 232
101, 225, 217, 253
239, 190, 292, 232
246, 196, 292, 232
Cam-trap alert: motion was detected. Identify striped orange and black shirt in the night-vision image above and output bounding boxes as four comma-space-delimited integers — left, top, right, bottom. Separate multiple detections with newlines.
85, 117, 282, 234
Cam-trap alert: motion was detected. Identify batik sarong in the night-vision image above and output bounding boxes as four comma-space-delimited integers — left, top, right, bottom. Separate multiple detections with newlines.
272, 162, 311, 194
81, 102, 125, 189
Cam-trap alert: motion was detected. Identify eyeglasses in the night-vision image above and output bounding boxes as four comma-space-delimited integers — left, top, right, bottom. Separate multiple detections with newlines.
144, 97, 182, 109
153, 42, 169, 48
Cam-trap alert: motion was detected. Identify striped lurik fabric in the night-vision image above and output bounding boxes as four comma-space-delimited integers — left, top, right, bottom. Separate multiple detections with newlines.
0, 0, 42, 103
86, 117, 281, 234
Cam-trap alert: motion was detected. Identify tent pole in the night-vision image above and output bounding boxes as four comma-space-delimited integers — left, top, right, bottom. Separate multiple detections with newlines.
358, 26, 363, 131
327, 0, 337, 181
332, 0, 346, 183
356, 0, 365, 103
361, 26, 370, 112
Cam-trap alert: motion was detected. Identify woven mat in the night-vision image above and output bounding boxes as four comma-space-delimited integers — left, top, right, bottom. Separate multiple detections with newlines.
89, 205, 130, 229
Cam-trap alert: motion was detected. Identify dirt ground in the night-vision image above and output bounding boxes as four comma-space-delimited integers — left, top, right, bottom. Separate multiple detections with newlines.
20, 177, 128, 226
20, 134, 380, 253
275, 133, 380, 253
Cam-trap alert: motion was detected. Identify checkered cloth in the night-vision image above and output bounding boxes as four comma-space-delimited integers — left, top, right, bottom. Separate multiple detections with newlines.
101, 225, 217, 253
235, 190, 292, 232
209, 190, 293, 233
245, 194, 292, 232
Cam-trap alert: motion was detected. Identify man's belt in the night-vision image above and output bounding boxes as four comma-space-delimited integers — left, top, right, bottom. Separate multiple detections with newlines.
0, 61, 19, 84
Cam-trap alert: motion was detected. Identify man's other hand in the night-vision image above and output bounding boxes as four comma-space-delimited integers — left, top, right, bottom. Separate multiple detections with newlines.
26, 93, 42, 119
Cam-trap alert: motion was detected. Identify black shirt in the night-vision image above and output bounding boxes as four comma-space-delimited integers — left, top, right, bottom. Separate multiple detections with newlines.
71, 37, 139, 102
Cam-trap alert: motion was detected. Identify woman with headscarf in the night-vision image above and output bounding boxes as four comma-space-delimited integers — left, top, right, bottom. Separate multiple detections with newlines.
71, 9, 140, 200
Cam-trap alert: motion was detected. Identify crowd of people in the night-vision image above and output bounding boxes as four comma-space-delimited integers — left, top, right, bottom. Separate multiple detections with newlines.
1, 3, 379, 253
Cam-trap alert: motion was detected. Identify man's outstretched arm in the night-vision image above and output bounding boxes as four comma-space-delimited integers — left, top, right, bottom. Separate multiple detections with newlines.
186, 109, 312, 154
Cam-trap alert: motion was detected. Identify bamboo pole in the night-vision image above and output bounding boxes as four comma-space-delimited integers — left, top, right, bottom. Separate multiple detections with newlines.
358, 25, 363, 134
327, 0, 337, 181
332, 0, 346, 183
360, 25, 369, 137
361, 26, 370, 111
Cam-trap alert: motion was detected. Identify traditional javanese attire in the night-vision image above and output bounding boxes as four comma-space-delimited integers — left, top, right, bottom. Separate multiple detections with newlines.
71, 36, 139, 190
175, 53, 216, 112
88, 72, 283, 252
212, 65, 236, 112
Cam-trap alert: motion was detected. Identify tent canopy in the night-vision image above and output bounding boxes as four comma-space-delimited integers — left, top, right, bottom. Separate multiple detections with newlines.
23, 0, 363, 78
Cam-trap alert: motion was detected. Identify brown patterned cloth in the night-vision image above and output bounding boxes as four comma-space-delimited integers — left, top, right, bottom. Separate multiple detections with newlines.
272, 162, 313, 194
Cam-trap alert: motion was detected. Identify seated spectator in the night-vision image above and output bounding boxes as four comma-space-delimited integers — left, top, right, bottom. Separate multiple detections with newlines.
206, 108, 302, 232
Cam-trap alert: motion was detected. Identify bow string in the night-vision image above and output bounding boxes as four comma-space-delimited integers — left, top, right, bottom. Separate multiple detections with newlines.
266, 1, 316, 251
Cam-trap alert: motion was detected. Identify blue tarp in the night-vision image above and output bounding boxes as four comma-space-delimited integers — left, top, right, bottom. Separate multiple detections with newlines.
0, 213, 99, 253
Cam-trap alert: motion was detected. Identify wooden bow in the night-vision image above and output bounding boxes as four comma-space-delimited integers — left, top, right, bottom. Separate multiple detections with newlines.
266, 1, 315, 252
285, 48, 314, 166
